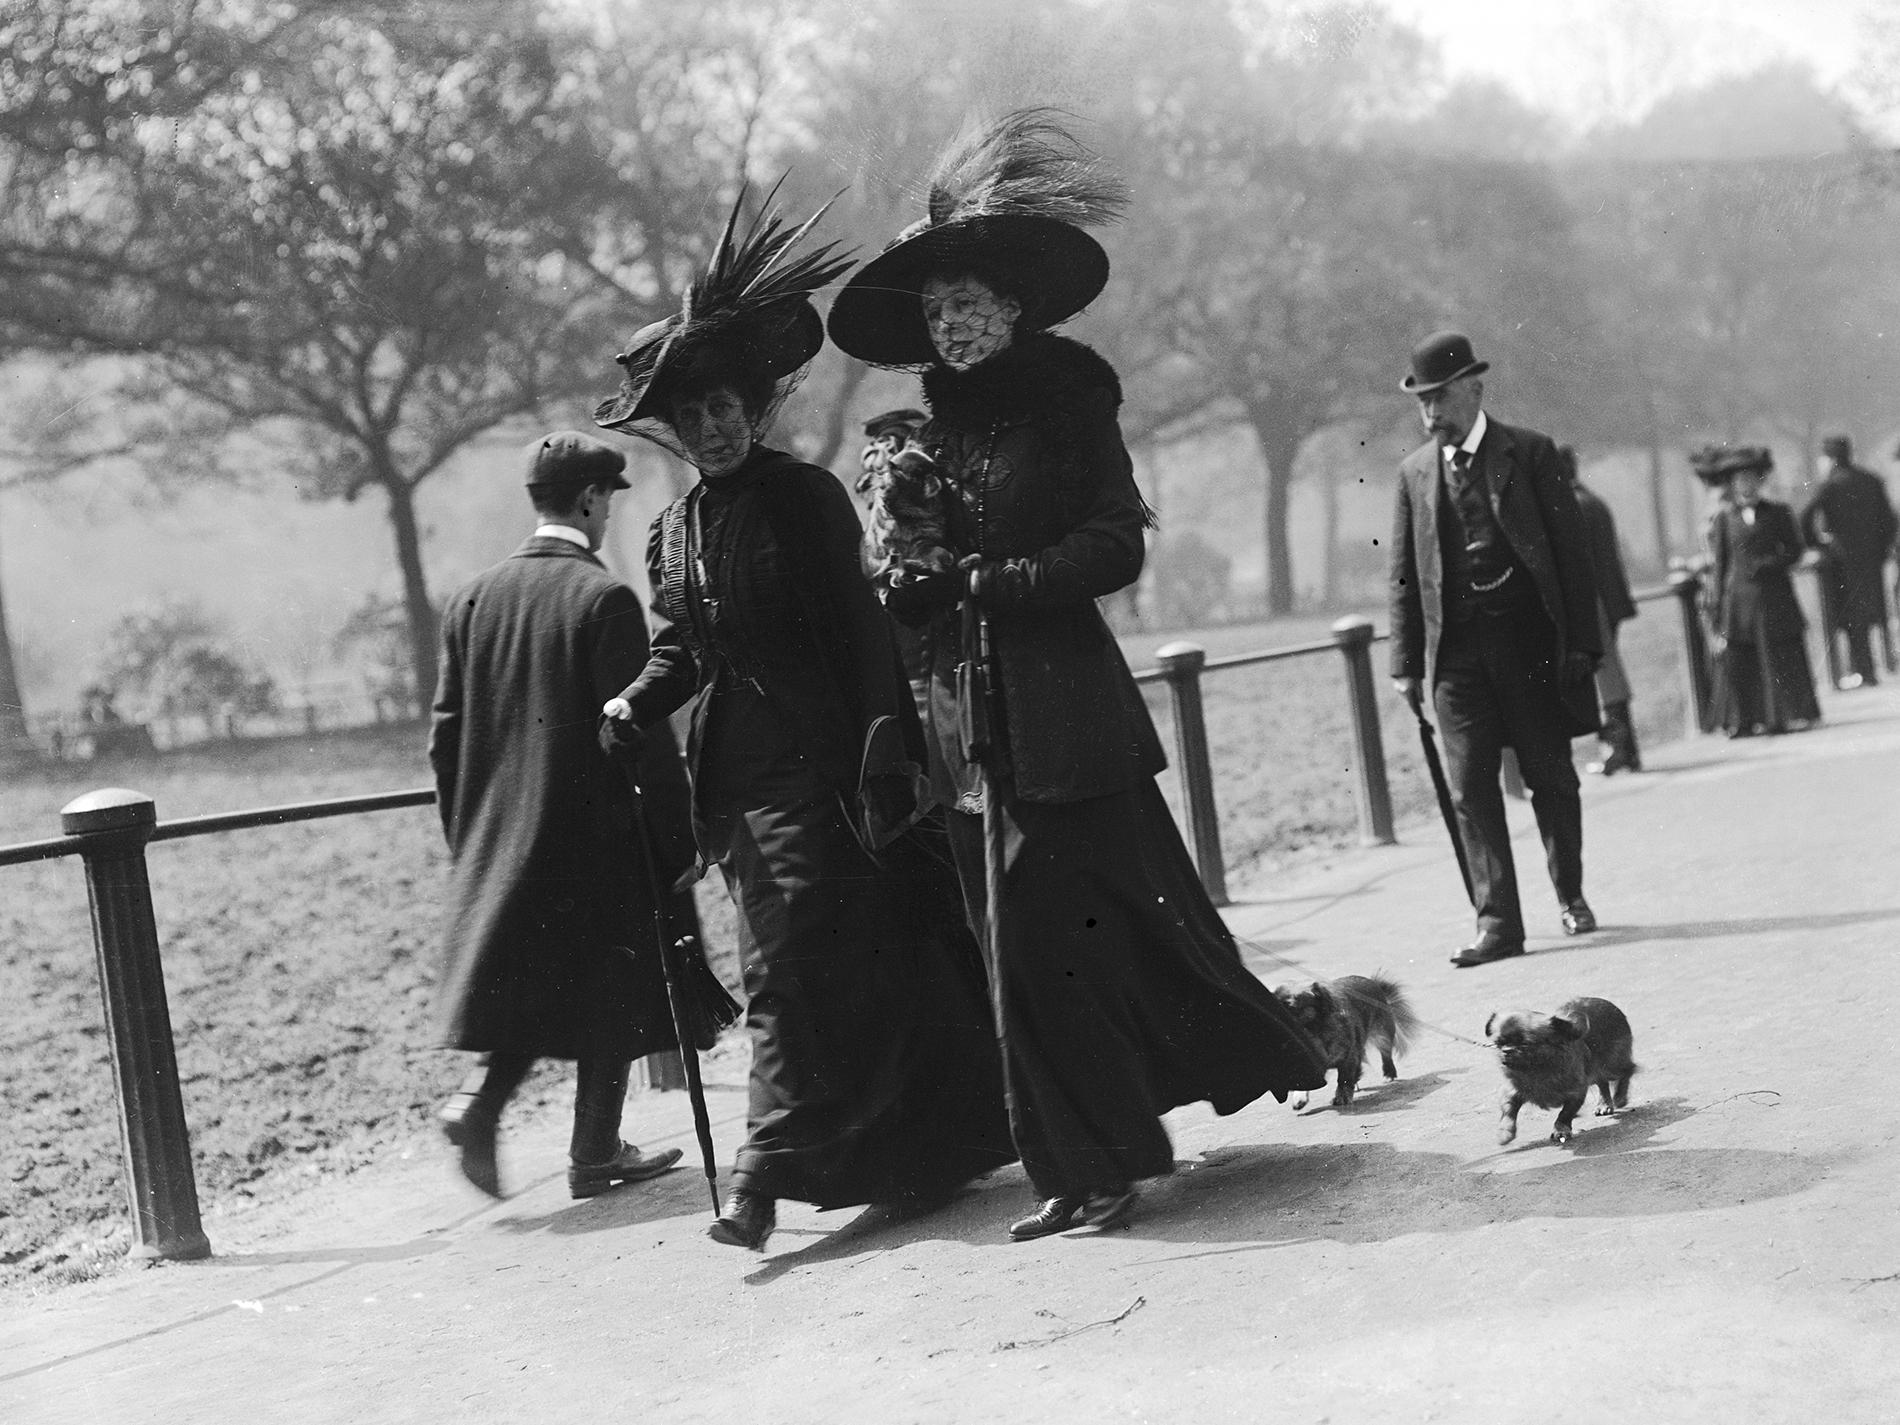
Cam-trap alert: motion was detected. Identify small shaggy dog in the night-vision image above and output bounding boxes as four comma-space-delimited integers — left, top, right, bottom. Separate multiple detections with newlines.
856, 409, 956, 587
1273, 973, 1419, 1109
1485, 996, 1637, 1145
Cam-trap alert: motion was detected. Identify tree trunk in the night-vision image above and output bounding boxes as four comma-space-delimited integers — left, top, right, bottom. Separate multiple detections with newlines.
1319, 462, 1342, 608
0, 524, 33, 753
806, 360, 870, 473
1243, 403, 1303, 618
383, 476, 439, 715
1645, 430, 1671, 572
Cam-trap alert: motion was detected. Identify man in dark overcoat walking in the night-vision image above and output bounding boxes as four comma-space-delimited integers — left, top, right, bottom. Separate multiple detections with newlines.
1388, 333, 1602, 966
429, 432, 687, 1198
1564, 447, 1643, 774
1801, 435, 1897, 689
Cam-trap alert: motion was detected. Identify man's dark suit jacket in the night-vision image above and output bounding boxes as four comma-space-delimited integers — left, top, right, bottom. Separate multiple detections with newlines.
1388, 416, 1602, 731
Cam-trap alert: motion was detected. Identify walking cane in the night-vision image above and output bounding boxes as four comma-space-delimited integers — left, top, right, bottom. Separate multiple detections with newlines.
1406, 687, 1474, 904
612, 738, 736, 1216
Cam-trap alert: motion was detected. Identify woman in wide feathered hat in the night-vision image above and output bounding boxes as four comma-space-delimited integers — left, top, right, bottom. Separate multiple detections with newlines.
1690, 443, 1820, 736
828, 111, 1327, 1242
597, 185, 1013, 1251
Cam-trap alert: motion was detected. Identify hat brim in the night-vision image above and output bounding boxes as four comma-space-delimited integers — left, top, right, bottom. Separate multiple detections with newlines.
826, 215, 1109, 367
592, 301, 825, 432
1400, 359, 1489, 395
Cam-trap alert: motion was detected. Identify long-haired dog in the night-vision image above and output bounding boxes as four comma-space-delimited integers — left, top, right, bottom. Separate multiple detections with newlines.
1485, 996, 1636, 1145
1274, 974, 1419, 1109
856, 409, 956, 587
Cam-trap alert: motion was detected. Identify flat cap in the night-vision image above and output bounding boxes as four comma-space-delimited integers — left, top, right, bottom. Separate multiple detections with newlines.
525, 431, 630, 489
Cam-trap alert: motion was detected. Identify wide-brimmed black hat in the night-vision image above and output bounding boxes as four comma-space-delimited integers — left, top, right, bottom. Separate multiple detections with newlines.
592, 300, 825, 431
592, 180, 851, 450
827, 215, 1109, 368
1401, 330, 1490, 394
525, 431, 629, 490
1689, 442, 1773, 486
827, 109, 1126, 369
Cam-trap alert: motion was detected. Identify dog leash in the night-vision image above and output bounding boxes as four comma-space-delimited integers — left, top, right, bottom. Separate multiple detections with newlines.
1233, 931, 1493, 1050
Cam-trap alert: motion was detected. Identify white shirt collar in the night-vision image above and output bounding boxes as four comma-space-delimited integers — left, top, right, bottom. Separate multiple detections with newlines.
1443, 408, 1488, 463
533, 523, 591, 549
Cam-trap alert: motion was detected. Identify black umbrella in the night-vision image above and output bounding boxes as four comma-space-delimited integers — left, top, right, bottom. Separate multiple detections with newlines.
610, 734, 738, 1215
1406, 690, 1473, 904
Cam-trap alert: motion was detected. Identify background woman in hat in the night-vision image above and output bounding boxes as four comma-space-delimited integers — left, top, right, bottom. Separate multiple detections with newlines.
1695, 444, 1821, 736
596, 188, 1012, 1252
827, 110, 1326, 1243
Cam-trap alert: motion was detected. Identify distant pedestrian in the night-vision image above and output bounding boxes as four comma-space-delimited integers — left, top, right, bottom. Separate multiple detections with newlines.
1801, 435, 1897, 689
1697, 443, 1821, 737
1387, 332, 1603, 967
429, 432, 690, 1200
1562, 446, 1642, 774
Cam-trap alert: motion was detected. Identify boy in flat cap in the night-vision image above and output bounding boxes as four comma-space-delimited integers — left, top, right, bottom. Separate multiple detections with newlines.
428, 431, 688, 1198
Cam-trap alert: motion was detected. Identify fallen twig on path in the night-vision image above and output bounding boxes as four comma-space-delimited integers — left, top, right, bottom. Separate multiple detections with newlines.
1848, 1272, 1900, 1293
995, 1296, 1146, 1351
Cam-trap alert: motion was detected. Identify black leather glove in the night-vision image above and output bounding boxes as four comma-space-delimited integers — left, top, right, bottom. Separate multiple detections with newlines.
883, 570, 961, 626
959, 554, 1033, 609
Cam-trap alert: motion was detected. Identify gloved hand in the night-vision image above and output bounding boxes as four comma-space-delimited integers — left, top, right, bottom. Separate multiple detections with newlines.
598, 698, 645, 760
1562, 651, 1599, 685
958, 553, 1032, 609
1392, 676, 1423, 711
882, 570, 961, 625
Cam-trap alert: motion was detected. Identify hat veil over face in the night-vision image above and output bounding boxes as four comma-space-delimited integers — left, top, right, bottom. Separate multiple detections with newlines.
826, 108, 1127, 368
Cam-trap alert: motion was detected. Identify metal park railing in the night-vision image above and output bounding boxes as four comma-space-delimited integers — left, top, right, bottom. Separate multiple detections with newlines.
1132, 581, 1698, 908
0, 787, 437, 1262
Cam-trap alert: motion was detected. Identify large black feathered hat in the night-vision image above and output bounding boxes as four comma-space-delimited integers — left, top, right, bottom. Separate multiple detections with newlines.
593, 180, 853, 449
826, 109, 1128, 368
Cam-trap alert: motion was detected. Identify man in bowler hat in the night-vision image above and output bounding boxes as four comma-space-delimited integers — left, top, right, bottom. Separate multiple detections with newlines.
1800, 435, 1896, 689
1388, 333, 1602, 965
429, 432, 687, 1196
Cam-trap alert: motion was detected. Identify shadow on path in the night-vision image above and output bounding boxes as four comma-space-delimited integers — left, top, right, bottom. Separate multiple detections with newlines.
1539, 908, 1900, 955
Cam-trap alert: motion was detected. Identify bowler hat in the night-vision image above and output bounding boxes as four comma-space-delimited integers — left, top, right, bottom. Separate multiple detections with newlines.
1401, 330, 1490, 395
525, 431, 630, 490
1821, 434, 1852, 461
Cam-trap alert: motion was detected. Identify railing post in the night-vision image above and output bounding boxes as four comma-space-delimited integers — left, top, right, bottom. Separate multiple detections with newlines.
1155, 641, 1228, 906
60, 789, 210, 1262
1808, 558, 1845, 689
639, 1050, 686, 1091
1670, 568, 1713, 736
1330, 617, 1395, 846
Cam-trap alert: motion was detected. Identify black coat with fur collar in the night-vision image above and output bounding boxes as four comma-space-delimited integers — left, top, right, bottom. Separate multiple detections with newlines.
916, 333, 1166, 805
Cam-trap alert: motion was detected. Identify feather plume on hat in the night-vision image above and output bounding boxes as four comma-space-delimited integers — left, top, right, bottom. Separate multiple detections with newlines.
921, 107, 1129, 232
828, 108, 1129, 367
594, 178, 854, 442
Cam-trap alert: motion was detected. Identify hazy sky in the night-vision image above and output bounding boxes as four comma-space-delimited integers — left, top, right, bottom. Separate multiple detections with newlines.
1380, 0, 1882, 131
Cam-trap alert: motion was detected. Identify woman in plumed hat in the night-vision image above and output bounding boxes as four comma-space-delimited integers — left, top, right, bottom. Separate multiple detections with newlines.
827, 111, 1326, 1241
1693, 443, 1821, 736
596, 186, 1013, 1251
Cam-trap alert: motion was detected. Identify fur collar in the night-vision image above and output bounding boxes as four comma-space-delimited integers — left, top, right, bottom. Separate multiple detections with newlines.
921, 333, 1122, 426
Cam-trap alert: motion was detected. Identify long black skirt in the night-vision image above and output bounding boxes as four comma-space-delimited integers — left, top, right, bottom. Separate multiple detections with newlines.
947, 778, 1327, 1200
708, 775, 1015, 1209
1712, 631, 1821, 734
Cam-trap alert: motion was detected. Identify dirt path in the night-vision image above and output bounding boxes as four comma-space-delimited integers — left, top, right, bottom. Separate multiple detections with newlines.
5, 689, 1900, 1423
